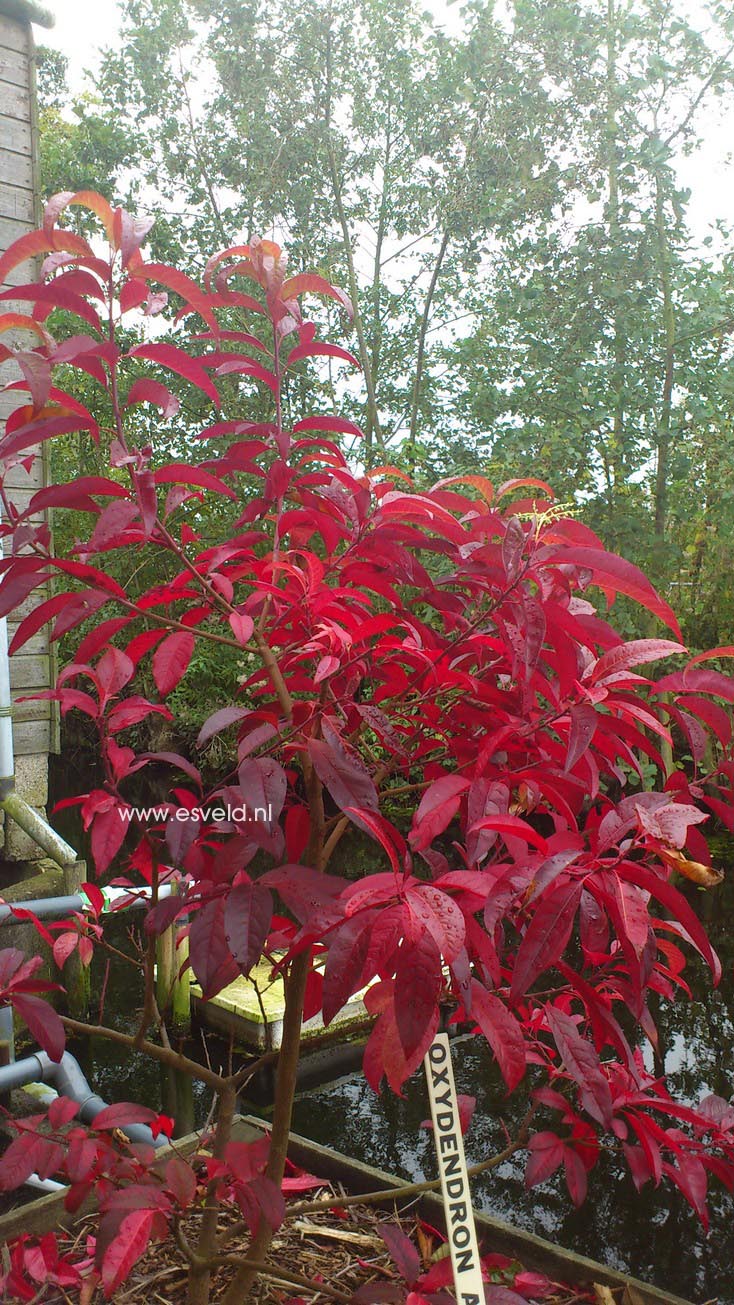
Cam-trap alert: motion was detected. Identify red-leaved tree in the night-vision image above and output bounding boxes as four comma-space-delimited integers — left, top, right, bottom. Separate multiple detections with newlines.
1, 191, 733, 1303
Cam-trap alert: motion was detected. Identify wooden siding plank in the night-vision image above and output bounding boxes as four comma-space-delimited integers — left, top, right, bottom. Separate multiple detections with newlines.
0, 210, 32, 246
0, 113, 30, 155
0, 147, 31, 187
0, 44, 29, 87
8, 653, 50, 688
3, 460, 45, 492
12, 698, 52, 723
0, 177, 33, 220
12, 718, 52, 754
0, 18, 31, 54
5, 630, 49, 656
0, 77, 27, 119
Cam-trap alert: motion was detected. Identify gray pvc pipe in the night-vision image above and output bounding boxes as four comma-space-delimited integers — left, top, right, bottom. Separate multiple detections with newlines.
0, 882, 175, 925
0, 895, 85, 923
0, 1051, 166, 1148
25, 1174, 66, 1193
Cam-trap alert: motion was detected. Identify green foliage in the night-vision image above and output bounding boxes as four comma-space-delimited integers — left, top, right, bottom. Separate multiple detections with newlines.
36, 0, 734, 649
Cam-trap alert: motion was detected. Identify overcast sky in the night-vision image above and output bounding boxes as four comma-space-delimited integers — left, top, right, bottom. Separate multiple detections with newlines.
38, 0, 734, 246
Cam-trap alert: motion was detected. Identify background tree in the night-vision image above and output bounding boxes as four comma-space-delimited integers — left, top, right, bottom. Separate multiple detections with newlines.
37, 0, 734, 647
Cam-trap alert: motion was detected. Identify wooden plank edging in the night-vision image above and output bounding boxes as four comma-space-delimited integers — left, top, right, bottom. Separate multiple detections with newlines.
0, 1115, 691, 1304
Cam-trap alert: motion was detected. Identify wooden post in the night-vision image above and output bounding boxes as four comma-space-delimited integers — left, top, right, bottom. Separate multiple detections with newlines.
171, 922, 191, 1033
156, 919, 175, 1014
0, 1036, 10, 1111
62, 858, 90, 1018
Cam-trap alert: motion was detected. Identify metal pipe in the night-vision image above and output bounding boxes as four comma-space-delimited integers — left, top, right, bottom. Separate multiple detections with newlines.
0, 882, 175, 925
0, 1051, 166, 1148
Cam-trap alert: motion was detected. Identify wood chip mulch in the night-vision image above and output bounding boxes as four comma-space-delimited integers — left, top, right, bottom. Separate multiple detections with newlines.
51, 1188, 626, 1305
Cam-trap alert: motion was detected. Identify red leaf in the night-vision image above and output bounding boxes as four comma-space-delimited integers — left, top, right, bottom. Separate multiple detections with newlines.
229, 612, 255, 645
0, 229, 90, 285
90, 804, 128, 875
343, 808, 406, 876
322, 915, 374, 1025
101, 1209, 156, 1297
197, 705, 251, 746
467, 814, 549, 855
128, 343, 220, 404
133, 262, 215, 326
126, 378, 180, 419
543, 545, 681, 637
591, 639, 685, 682
307, 725, 378, 816
281, 273, 353, 317
154, 462, 237, 499
406, 885, 465, 962
563, 1146, 588, 1207
223, 881, 272, 976
286, 340, 360, 368
0, 281, 102, 332
565, 703, 597, 771
394, 932, 442, 1060
378, 1223, 420, 1286
12, 994, 65, 1062
153, 631, 195, 696
48, 1095, 80, 1128
0, 1133, 42, 1191
314, 654, 339, 683
408, 775, 469, 852
92, 1102, 158, 1130
470, 981, 526, 1091
165, 1156, 197, 1209
545, 1006, 613, 1128
510, 879, 584, 1000
617, 862, 721, 983
293, 414, 364, 438
189, 898, 238, 998
52, 932, 79, 969
526, 1132, 564, 1187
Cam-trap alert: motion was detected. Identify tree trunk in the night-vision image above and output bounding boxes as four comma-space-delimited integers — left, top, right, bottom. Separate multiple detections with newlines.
217, 952, 311, 1305
407, 230, 450, 476
605, 0, 627, 518
653, 167, 675, 545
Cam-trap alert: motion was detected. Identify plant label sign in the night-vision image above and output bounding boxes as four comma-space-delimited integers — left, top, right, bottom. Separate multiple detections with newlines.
424, 1033, 484, 1302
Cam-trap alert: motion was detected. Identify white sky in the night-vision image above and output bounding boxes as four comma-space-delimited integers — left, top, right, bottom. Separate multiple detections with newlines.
37, 0, 734, 246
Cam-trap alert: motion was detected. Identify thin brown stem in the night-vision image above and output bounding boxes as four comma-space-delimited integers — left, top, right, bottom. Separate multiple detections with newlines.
214, 1255, 351, 1303
60, 1016, 227, 1092
186, 1085, 237, 1305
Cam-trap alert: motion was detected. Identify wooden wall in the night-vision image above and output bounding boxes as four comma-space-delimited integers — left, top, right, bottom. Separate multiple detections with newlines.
0, 4, 56, 853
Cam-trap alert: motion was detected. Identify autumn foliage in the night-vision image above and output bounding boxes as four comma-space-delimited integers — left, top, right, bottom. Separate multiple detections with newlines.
1, 191, 734, 1300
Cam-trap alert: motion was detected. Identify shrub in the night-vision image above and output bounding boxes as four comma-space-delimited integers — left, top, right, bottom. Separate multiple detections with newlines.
1, 192, 733, 1303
